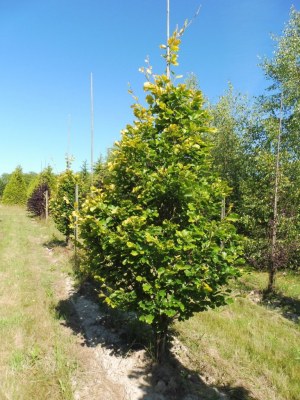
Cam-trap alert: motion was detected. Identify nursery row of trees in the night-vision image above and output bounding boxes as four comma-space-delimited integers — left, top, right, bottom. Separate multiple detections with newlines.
0, 160, 99, 219
1, 7, 299, 361
209, 7, 300, 285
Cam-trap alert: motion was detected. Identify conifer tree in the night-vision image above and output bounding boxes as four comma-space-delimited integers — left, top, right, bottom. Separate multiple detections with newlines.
2, 166, 27, 205
0, 173, 10, 198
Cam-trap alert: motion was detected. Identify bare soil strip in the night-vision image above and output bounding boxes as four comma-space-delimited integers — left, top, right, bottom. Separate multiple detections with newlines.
58, 276, 231, 400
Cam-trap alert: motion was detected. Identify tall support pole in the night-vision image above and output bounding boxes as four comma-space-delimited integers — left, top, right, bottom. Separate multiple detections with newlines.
166, 0, 170, 79
90, 72, 94, 185
66, 114, 72, 170
68, 114, 71, 157
74, 184, 79, 262
75, 184, 79, 242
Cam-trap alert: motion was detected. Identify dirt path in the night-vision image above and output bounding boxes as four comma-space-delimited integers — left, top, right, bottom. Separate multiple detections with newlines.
61, 277, 152, 400
57, 276, 167, 400
55, 272, 229, 400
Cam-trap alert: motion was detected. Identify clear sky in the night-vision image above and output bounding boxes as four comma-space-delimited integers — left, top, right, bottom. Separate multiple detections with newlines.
0, 0, 299, 175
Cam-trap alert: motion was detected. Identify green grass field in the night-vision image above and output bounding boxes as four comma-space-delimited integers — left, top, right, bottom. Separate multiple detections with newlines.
175, 270, 300, 400
0, 205, 77, 400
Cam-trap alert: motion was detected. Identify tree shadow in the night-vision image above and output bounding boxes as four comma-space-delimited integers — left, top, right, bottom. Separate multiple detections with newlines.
43, 237, 67, 249
26, 212, 35, 219
261, 290, 300, 323
55, 282, 255, 400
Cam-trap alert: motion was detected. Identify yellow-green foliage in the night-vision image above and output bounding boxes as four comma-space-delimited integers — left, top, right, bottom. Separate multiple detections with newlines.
27, 166, 57, 199
77, 30, 243, 360
2, 166, 27, 205
50, 169, 79, 242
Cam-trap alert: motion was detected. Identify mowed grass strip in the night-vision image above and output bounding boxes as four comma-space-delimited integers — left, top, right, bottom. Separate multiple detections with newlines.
230, 269, 300, 300
0, 205, 77, 400
175, 272, 300, 400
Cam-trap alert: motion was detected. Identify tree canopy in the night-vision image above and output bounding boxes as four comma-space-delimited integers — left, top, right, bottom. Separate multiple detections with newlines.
77, 30, 243, 360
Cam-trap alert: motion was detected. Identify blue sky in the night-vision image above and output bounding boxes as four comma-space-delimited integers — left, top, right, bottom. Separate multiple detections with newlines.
0, 0, 299, 174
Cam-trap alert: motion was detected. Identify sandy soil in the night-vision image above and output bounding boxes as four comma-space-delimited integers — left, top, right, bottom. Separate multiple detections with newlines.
56, 275, 228, 400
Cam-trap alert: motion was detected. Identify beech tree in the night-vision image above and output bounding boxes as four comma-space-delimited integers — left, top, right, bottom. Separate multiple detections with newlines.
50, 168, 79, 244
27, 183, 50, 218
78, 31, 242, 361
27, 166, 56, 200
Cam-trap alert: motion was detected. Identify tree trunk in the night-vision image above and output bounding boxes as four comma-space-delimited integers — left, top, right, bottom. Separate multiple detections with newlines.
267, 261, 276, 293
153, 316, 170, 363
155, 330, 169, 363
267, 92, 283, 293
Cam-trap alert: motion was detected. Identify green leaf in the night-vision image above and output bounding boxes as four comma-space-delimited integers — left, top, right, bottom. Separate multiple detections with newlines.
141, 314, 154, 324
165, 309, 177, 317
142, 283, 152, 293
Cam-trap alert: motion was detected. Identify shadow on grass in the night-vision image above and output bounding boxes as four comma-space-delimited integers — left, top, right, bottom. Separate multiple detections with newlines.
43, 238, 67, 249
55, 282, 254, 400
261, 291, 300, 323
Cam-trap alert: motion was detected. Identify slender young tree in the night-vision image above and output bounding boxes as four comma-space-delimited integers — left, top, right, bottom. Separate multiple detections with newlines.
268, 93, 283, 292
260, 7, 300, 289
50, 168, 79, 244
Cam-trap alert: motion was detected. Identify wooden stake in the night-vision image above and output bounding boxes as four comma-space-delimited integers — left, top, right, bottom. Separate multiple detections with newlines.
221, 197, 225, 220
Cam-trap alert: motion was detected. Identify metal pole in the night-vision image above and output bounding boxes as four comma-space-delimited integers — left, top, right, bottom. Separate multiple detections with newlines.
68, 114, 71, 157
166, 0, 170, 79
75, 184, 79, 242
73, 184, 79, 263
90, 72, 94, 184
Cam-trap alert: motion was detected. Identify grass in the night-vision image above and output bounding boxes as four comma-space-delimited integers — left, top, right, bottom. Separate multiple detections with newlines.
0, 205, 78, 400
175, 269, 300, 400
231, 268, 300, 299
